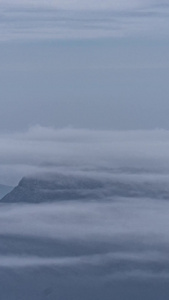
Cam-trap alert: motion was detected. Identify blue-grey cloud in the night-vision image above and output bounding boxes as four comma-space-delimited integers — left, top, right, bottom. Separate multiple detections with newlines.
0, 1, 169, 40
1, 126, 169, 297
0, 197, 169, 281
1, 126, 169, 185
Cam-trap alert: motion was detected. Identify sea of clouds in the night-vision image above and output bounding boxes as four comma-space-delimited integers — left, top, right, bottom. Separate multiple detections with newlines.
1, 126, 169, 299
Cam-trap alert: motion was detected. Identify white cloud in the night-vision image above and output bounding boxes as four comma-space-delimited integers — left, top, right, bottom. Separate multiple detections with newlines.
0, 198, 169, 278
0, 250, 168, 274
0, 198, 168, 242
1, 126, 169, 185
1, 126, 169, 284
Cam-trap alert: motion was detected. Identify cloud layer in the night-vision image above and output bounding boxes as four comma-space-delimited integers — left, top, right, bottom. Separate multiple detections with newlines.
0, 1, 169, 40
1, 197, 169, 280
1, 126, 169, 297
0, 126, 169, 186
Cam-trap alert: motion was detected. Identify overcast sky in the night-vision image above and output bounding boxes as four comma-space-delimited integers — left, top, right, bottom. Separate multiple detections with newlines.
0, 0, 169, 131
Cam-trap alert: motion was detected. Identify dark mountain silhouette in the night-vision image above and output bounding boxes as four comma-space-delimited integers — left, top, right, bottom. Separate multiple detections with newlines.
2, 172, 169, 203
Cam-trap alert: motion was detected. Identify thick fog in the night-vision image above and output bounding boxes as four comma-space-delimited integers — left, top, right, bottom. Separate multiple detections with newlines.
1, 126, 169, 299
1, 198, 169, 298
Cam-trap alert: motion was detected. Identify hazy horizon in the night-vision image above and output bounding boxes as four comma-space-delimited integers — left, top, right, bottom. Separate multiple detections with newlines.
0, 0, 169, 131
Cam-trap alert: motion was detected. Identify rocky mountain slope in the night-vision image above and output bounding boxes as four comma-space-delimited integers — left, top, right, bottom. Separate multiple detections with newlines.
2, 172, 169, 203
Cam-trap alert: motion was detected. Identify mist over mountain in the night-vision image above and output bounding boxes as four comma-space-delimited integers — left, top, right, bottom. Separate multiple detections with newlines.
1, 126, 169, 186
0, 0, 169, 297
1, 127, 169, 299
2, 170, 169, 203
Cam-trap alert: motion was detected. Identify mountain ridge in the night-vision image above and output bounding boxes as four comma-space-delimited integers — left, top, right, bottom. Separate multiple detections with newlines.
2, 172, 169, 203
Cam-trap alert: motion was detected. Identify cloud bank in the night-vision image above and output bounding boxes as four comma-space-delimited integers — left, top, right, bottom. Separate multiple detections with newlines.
0, 0, 169, 40
1, 197, 169, 280
1, 125, 169, 186
1, 126, 169, 298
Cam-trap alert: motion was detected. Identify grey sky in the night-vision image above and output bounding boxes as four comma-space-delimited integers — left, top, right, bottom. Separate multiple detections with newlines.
0, 0, 169, 130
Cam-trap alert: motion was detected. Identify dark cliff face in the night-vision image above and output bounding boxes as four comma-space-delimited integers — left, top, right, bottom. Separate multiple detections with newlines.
1, 172, 169, 203
1, 174, 109, 203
